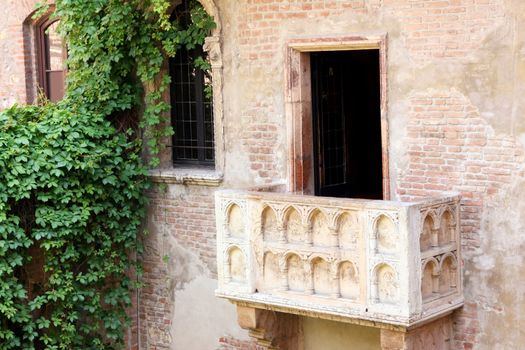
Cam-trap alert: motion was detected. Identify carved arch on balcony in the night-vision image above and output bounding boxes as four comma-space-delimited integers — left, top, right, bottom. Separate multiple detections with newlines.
372, 213, 398, 254
264, 202, 287, 221
283, 206, 306, 244
334, 211, 358, 229
262, 250, 281, 291
225, 245, 247, 283
439, 208, 456, 246
322, 207, 341, 230
261, 205, 281, 242
284, 252, 306, 292
336, 211, 359, 250
439, 253, 458, 294
420, 212, 437, 252
421, 257, 440, 302
307, 208, 332, 247
372, 262, 399, 304
338, 260, 359, 300
421, 208, 439, 224
308, 256, 332, 296
283, 205, 308, 223
224, 202, 246, 238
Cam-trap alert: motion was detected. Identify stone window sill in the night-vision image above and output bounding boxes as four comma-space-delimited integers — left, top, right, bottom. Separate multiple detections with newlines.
148, 167, 223, 187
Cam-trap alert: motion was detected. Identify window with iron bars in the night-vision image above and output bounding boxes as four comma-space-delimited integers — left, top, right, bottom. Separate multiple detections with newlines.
169, 1, 215, 166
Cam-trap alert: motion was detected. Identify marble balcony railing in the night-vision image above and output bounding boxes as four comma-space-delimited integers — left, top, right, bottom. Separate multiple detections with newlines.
215, 187, 463, 327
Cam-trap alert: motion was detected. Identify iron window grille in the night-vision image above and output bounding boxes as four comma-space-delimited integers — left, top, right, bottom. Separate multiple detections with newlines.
169, 1, 215, 166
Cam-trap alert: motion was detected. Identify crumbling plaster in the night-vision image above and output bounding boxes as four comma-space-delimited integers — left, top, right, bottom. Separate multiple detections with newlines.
143, 183, 252, 349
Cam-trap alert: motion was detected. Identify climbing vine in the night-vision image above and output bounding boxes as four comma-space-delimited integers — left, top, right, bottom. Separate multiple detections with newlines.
0, 0, 214, 349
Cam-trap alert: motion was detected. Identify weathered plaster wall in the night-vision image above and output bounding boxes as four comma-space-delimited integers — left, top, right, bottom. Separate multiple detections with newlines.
140, 185, 251, 349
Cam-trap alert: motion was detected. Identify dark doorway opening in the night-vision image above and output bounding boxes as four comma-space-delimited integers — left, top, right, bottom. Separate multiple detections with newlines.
311, 49, 383, 199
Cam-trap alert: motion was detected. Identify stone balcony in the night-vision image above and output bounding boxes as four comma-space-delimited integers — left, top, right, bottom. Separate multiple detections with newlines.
215, 187, 463, 328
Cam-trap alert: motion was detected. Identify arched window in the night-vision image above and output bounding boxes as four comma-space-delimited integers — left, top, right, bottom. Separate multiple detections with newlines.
170, 0, 215, 166
37, 17, 66, 102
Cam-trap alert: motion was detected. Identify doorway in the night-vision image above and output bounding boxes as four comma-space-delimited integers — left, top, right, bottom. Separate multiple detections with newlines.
311, 49, 383, 199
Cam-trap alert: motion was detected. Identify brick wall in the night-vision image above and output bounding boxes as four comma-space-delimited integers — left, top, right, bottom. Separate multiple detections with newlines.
399, 90, 525, 249
148, 185, 218, 274
384, 0, 505, 63
0, 0, 41, 108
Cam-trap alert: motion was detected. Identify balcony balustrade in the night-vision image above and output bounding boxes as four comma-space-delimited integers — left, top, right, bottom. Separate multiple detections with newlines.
215, 187, 463, 327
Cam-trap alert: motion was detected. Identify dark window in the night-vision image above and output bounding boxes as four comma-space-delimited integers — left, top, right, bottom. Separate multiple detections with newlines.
169, 1, 214, 166
311, 50, 383, 199
37, 18, 66, 102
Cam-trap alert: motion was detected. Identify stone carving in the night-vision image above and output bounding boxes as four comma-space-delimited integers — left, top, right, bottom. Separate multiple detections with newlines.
311, 210, 331, 247
216, 190, 462, 327
439, 210, 454, 245
375, 264, 399, 304
229, 246, 246, 282
338, 212, 359, 250
262, 252, 280, 291
420, 252, 458, 303
285, 207, 304, 244
228, 204, 245, 238
375, 214, 397, 253
339, 261, 359, 300
262, 206, 280, 242
439, 253, 458, 294
420, 214, 434, 252
417, 202, 460, 309
312, 257, 332, 295
286, 253, 305, 292
421, 259, 439, 302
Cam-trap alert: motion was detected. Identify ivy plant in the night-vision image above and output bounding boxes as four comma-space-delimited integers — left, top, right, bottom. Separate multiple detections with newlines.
0, 0, 215, 349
